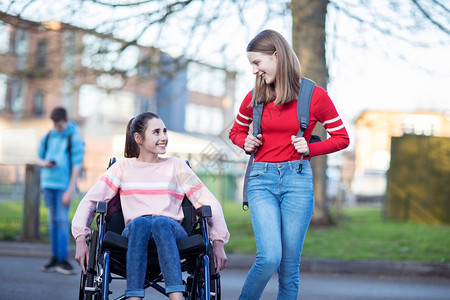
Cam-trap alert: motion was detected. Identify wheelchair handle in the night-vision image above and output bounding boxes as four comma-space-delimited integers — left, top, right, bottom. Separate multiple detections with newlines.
195, 205, 212, 218
96, 201, 107, 214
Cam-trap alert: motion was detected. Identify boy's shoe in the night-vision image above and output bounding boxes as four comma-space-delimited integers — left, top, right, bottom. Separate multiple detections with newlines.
41, 257, 60, 272
56, 260, 77, 275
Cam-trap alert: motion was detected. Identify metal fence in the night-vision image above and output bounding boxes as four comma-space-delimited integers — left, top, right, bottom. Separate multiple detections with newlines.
0, 164, 26, 202
0, 163, 43, 241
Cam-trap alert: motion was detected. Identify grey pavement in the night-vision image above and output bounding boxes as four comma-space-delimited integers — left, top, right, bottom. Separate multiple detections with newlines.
0, 241, 449, 278
1, 255, 450, 300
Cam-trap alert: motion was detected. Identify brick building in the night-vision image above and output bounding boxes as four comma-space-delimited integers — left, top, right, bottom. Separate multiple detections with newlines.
0, 13, 237, 191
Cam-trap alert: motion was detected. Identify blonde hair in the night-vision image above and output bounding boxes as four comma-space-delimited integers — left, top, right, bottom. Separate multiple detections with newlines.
246, 29, 301, 106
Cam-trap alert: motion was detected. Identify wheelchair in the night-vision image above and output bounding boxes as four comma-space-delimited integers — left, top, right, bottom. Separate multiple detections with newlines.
78, 158, 221, 300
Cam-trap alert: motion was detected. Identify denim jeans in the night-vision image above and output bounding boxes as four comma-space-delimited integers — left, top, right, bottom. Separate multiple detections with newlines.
121, 215, 188, 298
42, 188, 70, 261
239, 160, 314, 300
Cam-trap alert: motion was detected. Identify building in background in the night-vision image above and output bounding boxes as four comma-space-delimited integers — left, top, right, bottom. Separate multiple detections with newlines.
350, 110, 450, 203
0, 13, 237, 192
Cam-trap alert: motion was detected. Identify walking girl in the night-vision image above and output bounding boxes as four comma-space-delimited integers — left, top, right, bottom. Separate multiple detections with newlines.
229, 29, 349, 299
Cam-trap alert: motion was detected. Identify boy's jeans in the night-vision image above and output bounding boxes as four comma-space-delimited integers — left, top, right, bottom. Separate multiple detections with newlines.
239, 160, 314, 300
42, 188, 70, 261
122, 215, 188, 298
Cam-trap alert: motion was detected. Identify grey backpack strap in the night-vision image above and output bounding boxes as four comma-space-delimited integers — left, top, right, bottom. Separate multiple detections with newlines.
297, 77, 316, 172
242, 100, 263, 211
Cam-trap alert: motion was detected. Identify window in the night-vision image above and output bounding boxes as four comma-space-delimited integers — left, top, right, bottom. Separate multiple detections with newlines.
33, 92, 44, 116
0, 21, 10, 54
15, 28, 27, 70
63, 30, 76, 70
36, 39, 47, 68
185, 103, 223, 135
138, 97, 156, 113
10, 79, 23, 115
81, 34, 138, 74
79, 84, 135, 120
0, 73, 7, 109
187, 62, 226, 98
62, 76, 74, 108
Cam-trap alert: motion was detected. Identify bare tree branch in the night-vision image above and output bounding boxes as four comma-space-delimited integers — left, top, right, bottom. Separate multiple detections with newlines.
411, 0, 450, 35
329, 0, 450, 48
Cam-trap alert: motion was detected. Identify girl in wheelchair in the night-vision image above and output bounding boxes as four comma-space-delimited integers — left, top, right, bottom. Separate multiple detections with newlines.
72, 112, 229, 300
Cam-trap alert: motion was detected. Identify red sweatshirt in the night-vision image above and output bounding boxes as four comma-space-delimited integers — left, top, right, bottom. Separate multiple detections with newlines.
229, 86, 350, 162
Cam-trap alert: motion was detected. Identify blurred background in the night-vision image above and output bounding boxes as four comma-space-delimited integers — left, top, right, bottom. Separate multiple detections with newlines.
0, 0, 449, 261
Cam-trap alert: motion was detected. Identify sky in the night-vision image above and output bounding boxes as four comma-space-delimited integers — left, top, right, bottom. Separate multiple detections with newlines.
2, 0, 449, 134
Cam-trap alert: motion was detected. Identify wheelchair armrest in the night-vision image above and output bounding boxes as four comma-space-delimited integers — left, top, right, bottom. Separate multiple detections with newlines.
195, 205, 212, 218
96, 201, 107, 214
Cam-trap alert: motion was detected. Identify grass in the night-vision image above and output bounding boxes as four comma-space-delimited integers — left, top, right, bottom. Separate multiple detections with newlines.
222, 202, 450, 262
1, 199, 449, 262
301, 206, 450, 262
0, 196, 82, 243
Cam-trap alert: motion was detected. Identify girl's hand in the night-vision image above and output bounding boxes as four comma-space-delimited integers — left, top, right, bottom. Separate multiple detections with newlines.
75, 236, 89, 274
212, 240, 227, 273
291, 135, 309, 156
244, 134, 262, 153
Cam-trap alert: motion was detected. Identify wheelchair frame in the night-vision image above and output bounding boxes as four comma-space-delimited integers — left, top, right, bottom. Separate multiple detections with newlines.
78, 162, 221, 300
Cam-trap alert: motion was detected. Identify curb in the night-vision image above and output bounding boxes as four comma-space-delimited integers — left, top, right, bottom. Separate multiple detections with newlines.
1, 242, 449, 278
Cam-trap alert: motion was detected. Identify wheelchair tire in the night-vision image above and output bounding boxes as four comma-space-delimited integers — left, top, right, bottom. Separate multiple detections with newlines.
79, 230, 99, 300
210, 274, 221, 300
188, 254, 216, 300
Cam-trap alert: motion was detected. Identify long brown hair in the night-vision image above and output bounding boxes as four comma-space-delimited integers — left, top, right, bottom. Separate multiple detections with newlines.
246, 29, 301, 106
124, 112, 160, 158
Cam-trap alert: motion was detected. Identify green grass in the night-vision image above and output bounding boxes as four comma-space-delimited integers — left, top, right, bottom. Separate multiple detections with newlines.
1, 199, 449, 262
222, 203, 450, 262
0, 196, 83, 243
301, 206, 450, 262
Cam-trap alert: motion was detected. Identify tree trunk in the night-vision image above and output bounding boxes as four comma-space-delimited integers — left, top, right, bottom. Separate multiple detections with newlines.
291, 0, 331, 225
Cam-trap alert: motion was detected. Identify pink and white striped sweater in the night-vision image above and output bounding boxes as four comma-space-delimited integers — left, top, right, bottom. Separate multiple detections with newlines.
71, 157, 230, 243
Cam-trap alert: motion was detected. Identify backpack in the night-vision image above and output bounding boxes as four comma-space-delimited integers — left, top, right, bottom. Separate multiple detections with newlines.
43, 131, 73, 173
242, 77, 321, 210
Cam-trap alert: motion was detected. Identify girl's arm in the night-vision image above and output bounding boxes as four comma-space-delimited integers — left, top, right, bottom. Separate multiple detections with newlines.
179, 162, 230, 244
71, 167, 120, 241
308, 87, 350, 157
72, 168, 120, 272
229, 91, 253, 150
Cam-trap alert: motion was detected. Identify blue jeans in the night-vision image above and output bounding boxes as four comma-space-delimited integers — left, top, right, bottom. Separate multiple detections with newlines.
239, 160, 314, 300
42, 188, 70, 261
121, 215, 188, 298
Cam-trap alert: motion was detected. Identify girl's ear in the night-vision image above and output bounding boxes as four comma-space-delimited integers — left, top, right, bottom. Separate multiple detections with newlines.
134, 132, 143, 145
272, 51, 278, 61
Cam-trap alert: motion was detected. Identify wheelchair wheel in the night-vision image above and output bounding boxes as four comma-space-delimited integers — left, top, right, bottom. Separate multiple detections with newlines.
210, 274, 221, 300
79, 230, 99, 300
187, 254, 214, 300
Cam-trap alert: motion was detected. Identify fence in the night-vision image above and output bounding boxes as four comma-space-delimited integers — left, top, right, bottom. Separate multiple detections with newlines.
385, 135, 450, 224
0, 158, 246, 242
0, 163, 42, 241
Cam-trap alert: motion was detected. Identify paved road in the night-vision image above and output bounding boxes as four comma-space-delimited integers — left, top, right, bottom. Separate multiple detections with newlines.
1, 256, 450, 300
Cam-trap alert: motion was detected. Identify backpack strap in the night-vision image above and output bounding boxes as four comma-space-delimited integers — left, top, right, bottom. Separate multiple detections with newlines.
296, 77, 316, 173
43, 130, 73, 175
67, 134, 72, 174
242, 78, 316, 210
297, 77, 316, 137
43, 131, 51, 158
242, 100, 263, 210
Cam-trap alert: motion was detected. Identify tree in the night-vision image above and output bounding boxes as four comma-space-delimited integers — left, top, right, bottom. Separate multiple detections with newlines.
291, 0, 330, 225
290, 0, 449, 225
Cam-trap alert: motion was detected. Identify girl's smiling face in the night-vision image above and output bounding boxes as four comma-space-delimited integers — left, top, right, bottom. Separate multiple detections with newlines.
247, 51, 278, 84
135, 117, 168, 157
